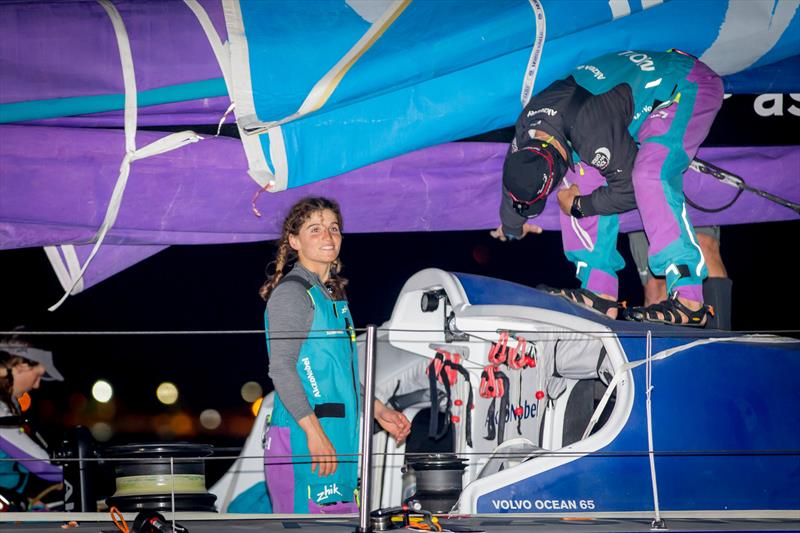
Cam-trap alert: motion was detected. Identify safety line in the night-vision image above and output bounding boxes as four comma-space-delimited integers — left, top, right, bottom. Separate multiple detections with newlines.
645, 330, 664, 527
14, 448, 798, 465
3, 329, 799, 338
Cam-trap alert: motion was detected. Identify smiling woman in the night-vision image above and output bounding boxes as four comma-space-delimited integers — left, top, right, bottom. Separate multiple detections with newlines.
253, 197, 410, 514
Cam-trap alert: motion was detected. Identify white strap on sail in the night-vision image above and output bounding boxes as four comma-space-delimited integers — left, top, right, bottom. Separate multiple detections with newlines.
183, 0, 233, 95
221, 0, 279, 189
44, 245, 84, 296
520, 0, 546, 107
49, 0, 203, 311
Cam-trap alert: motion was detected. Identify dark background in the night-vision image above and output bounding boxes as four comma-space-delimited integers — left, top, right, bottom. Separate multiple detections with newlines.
1, 94, 798, 482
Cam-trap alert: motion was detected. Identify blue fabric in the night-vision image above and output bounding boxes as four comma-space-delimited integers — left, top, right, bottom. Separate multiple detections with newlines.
227, 481, 272, 513
233, 0, 800, 189
0, 78, 227, 124
0, 449, 28, 493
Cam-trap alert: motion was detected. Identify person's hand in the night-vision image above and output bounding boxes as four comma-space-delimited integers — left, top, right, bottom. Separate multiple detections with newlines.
557, 184, 580, 215
374, 401, 411, 444
300, 415, 338, 476
489, 224, 543, 242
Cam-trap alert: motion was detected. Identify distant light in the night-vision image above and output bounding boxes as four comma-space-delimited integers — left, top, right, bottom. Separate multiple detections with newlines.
200, 409, 222, 430
91, 422, 113, 442
170, 412, 194, 436
156, 382, 179, 405
92, 380, 114, 403
251, 396, 264, 417
240, 381, 263, 403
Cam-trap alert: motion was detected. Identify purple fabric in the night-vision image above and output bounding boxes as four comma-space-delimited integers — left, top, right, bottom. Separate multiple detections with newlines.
0, 1, 225, 104
674, 284, 704, 303
587, 269, 618, 300
3, 127, 796, 250
1, 124, 798, 290
559, 166, 606, 254
264, 426, 296, 514
633, 142, 681, 254
308, 499, 358, 514
0, 436, 63, 482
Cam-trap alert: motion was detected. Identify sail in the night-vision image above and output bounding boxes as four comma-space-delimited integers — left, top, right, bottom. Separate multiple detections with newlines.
1, 0, 799, 297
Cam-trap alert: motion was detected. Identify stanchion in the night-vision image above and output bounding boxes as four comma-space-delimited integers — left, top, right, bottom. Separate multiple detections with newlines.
356, 324, 377, 533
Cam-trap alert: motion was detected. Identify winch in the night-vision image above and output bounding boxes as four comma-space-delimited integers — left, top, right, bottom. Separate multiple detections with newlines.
105, 443, 216, 512
403, 453, 467, 514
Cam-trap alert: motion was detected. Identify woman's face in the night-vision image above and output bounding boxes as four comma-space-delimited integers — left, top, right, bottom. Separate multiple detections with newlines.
288, 209, 342, 271
12, 363, 45, 398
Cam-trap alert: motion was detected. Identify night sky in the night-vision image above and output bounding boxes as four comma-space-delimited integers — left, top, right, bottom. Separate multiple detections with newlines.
0, 94, 798, 464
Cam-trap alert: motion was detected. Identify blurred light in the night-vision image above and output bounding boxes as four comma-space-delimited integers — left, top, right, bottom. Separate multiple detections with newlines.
170, 412, 194, 436
199, 409, 222, 430
154, 413, 173, 439
156, 382, 179, 405
240, 381, 263, 403
69, 393, 88, 411
251, 396, 264, 417
92, 380, 113, 403
90, 422, 113, 442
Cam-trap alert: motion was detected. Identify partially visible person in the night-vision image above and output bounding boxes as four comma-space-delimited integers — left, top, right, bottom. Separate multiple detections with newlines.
0, 338, 64, 501
493, 49, 723, 326
628, 226, 732, 329
260, 197, 410, 514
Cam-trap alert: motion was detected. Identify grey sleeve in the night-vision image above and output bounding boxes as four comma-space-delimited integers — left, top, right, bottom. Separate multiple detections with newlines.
499, 184, 527, 238
266, 281, 314, 423
581, 134, 638, 216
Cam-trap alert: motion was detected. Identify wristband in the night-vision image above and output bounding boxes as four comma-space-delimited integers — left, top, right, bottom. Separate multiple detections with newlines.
570, 196, 585, 219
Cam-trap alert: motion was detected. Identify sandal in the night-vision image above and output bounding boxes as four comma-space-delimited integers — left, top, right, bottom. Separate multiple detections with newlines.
624, 293, 713, 327
538, 285, 623, 316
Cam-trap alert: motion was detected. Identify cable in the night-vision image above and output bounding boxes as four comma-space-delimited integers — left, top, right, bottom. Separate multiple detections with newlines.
110, 506, 130, 533
689, 157, 800, 214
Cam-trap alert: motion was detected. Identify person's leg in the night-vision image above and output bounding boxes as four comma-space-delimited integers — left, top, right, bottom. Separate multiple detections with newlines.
697, 226, 733, 329
628, 230, 667, 306
264, 425, 307, 513
559, 169, 625, 317
630, 61, 723, 324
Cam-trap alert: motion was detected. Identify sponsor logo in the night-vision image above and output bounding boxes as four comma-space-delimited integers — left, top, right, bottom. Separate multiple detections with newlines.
619, 50, 655, 71
526, 107, 558, 118
302, 356, 321, 398
576, 64, 605, 80
491, 499, 596, 511
591, 147, 611, 169
632, 104, 653, 121
316, 483, 342, 503
494, 400, 538, 424
754, 93, 800, 117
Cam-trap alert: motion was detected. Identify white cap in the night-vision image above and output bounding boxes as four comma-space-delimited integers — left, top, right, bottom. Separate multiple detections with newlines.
0, 343, 64, 381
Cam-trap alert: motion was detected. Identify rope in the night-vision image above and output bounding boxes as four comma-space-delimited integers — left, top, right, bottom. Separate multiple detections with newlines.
4, 328, 798, 337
